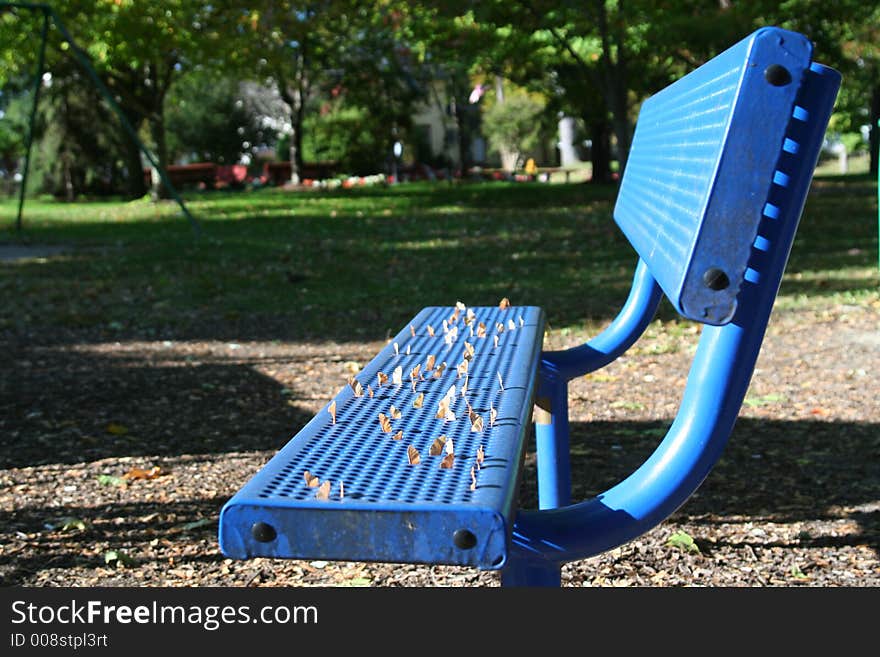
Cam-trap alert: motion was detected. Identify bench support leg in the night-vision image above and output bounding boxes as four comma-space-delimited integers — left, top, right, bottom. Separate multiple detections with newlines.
501, 555, 562, 587
534, 372, 571, 509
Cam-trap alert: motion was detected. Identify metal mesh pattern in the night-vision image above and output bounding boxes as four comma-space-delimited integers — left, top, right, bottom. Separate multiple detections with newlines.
252, 305, 543, 506
615, 28, 813, 325
615, 50, 743, 296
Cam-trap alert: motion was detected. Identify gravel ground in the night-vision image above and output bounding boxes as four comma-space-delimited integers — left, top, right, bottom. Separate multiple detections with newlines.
2, 299, 878, 587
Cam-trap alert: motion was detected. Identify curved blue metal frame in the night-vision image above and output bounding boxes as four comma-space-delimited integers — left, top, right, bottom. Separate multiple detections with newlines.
533, 260, 662, 510
505, 62, 841, 584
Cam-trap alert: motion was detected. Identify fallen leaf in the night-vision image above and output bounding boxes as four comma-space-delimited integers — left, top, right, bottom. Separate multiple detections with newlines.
445, 437, 455, 455
407, 445, 421, 465
394, 342, 399, 355
410, 325, 416, 337
413, 393, 425, 409
429, 436, 447, 455
104, 550, 136, 567
392, 366, 403, 386
476, 322, 487, 339
392, 429, 404, 441
97, 474, 126, 487
493, 335, 500, 349
519, 315, 524, 327
328, 400, 337, 425
496, 322, 505, 334
463, 342, 475, 360
440, 453, 454, 469
367, 385, 374, 398
476, 444, 485, 468
490, 407, 497, 427
507, 319, 516, 330
377, 372, 388, 387
457, 360, 469, 378
435, 398, 450, 420
426, 354, 436, 371
389, 404, 402, 419
339, 480, 344, 500
497, 372, 504, 391
666, 530, 700, 554
316, 480, 331, 500
433, 362, 447, 378
427, 325, 435, 337
471, 414, 484, 432
58, 517, 87, 532
181, 518, 215, 531
499, 297, 511, 309
122, 466, 162, 481
349, 378, 364, 397
304, 471, 320, 487
470, 466, 476, 490
378, 413, 392, 433
410, 364, 421, 380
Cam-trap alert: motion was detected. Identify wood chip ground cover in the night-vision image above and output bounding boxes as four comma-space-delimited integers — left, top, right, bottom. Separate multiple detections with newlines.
2, 302, 877, 587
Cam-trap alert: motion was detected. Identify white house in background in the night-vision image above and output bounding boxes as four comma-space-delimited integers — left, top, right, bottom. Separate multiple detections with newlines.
410, 80, 486, 169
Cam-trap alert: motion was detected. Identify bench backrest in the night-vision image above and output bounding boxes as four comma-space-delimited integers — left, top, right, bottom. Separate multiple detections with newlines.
614, 27, 815, 325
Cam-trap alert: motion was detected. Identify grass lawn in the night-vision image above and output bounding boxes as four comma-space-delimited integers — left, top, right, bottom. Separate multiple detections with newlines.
1, 177, 876, 343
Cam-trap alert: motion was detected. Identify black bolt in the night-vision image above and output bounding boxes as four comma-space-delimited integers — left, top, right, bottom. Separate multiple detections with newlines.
703, 268, 730, 291
251, 521, 276, 543
764, 64, 791, 87
453, 529, 477, 550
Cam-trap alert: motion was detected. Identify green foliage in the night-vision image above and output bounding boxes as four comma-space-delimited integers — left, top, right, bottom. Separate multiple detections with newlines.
302, 103, 384, 175
482, 90, 545, 170
0, 88, 29, 180
166, 73, 268, 165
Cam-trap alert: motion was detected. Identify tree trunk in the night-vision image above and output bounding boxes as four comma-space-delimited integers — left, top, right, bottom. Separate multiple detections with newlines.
150, 113, 170, 201
596, 0, 632, 175
588, 119, 612, 183
279, 78, 306, 185
870, 84, 879, 177
455, 106, 473, 174
288, 104, 305, 185
120, 128, 148, 199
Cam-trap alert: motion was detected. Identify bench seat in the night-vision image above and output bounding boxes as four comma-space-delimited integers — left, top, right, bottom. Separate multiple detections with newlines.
220, 305, 545, 569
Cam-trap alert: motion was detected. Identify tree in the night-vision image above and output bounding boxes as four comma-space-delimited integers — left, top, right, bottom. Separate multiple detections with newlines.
482, 87, 544, 171
746, 0, 880, 174
0, 2, 230, 199
241, 2, 351, 184
166, 72, 267, 166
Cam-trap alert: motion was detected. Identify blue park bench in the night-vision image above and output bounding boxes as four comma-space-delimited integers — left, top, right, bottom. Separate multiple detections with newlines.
218, 28, 841, 586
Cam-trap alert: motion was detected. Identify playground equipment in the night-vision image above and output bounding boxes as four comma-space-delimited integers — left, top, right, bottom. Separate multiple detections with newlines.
0, 2, 199, 234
